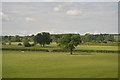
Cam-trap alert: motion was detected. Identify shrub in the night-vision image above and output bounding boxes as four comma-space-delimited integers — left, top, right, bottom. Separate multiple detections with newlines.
2, 42, 6, 45
18, 43, 22, 46
31, 43, 35, 46
9, 42, 11, 45
23, 38, 31, 47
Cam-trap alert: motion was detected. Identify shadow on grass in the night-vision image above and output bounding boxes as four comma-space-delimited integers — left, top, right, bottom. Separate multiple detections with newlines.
69, 53, 96, 55
42, 46, 58, 48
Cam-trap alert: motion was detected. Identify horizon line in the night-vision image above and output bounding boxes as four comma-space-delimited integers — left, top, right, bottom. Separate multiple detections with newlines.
1, 32, 119, 36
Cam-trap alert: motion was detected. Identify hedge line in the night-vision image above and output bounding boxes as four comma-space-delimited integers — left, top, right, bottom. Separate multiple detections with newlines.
2, 48, 49, 52
74, 50, 120, 53
2, 48, 120, 53
81, 42, 119, 46
52, 49, 120, 53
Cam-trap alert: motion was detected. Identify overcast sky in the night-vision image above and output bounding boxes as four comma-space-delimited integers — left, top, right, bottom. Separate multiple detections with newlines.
1, 2, 118, 36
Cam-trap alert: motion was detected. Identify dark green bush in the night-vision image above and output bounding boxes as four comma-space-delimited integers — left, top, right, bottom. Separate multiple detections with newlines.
23, 38, 31, 47
2, 42, 6, 45
2, 48, 49, 52
18, 43, 22, 46
9, 42, 11, 45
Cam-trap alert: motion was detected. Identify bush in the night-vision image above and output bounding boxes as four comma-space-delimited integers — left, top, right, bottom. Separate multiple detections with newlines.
2, 48, 49, 52
31, 43, 35, 46
23, 42, 31, 47
23, 38, 31, 47
9, 42, 11, 45
18, 43, 22, 46
2, 42, 6, 45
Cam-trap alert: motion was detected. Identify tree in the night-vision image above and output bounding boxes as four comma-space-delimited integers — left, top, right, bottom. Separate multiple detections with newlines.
11, 35, 21, 42
57, 34, 81, 55
34, 32, 52, 47
30, 34, 35, 42
22, 38, 31, 47
104, 34, 114, 42
2, 36, 9, 42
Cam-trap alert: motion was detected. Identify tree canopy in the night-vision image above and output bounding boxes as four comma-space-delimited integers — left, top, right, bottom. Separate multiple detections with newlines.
22, 37, 31, 47
34, 32, 52, 47
57, 34, 82, 55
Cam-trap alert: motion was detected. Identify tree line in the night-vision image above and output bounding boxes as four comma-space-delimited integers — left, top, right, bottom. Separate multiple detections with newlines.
1, 33, 119, 43
1, 32, 120, 55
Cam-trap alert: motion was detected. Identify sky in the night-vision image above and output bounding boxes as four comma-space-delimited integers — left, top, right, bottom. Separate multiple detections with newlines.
1, 0, 119, 2
1, 2, 118, 36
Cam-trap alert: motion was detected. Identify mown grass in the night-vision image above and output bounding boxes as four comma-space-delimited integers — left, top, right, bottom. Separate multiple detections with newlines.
3, 51, 118, 78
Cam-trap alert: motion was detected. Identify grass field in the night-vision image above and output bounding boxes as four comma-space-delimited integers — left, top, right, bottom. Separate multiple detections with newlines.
3, 51, 118, 78
2, 42, 119, 51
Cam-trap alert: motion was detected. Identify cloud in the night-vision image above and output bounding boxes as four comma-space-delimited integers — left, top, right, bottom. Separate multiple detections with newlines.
0, 12, 4, 16
53, 4, 64, 12
66, 10, 82, 16
53, 7, 60, 12
2, 0, 119, 2
1, 12, 14, 21
25, 17, 35, 22
0, 12, 7, 17
2, 2, 118, 36
53, 3, 72, 12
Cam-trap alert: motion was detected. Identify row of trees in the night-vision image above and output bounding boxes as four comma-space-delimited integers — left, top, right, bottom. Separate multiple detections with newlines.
81, 33, 118, 42
45, 33, 119, 43
1, 33, 119, 43
24, 33, 81, 55
22, 32, 52, 47
1, 32, 120, 55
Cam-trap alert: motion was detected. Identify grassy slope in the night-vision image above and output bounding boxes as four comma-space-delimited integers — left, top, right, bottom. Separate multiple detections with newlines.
3, 51, 118, 78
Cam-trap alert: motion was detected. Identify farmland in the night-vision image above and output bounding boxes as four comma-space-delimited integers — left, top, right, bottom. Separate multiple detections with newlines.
2, 42, 119, 78
2, 42, 119, 51
1, 2, 119, 78
3, 51, 118, 78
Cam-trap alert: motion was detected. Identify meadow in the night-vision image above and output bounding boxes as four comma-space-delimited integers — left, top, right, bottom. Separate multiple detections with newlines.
3, 51, 118, 78
2, 42, 119, 51
2, 42, 119, 78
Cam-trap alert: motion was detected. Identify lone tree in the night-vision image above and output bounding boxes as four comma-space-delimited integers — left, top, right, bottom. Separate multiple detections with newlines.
22, 38, 31, 47
57, 34, 81, 55
34, 32, 52, 47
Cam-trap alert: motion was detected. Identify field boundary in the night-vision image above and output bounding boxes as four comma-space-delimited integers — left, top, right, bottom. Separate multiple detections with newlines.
2, 48, 120, 53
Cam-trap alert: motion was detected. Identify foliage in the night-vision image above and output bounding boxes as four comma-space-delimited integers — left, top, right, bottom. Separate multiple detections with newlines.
2, 42, 6, 45
22, 38, 31, 47
82, 33, 117, 43
11, 35, 21, 42
34, 32, 52, 47
51, 34, 63, 42
18, 43, 22, 46
8, 42, 11, 45
1, 34, 120, 43
57, 34, 81, 55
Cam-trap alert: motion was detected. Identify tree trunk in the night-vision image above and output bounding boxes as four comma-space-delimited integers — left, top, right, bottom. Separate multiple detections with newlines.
70, 48, 73, 55
43, 44, 45, 47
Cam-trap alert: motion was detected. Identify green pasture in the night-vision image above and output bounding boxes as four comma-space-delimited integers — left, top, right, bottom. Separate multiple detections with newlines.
2, 42, 119, 78
3, 51, 118, 78
2, 42, 118, 51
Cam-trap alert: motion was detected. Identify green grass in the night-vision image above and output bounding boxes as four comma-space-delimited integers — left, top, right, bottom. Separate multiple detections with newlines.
3, 51, 118, 78
77, 45, 118, 51
2, 42, 118, 51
